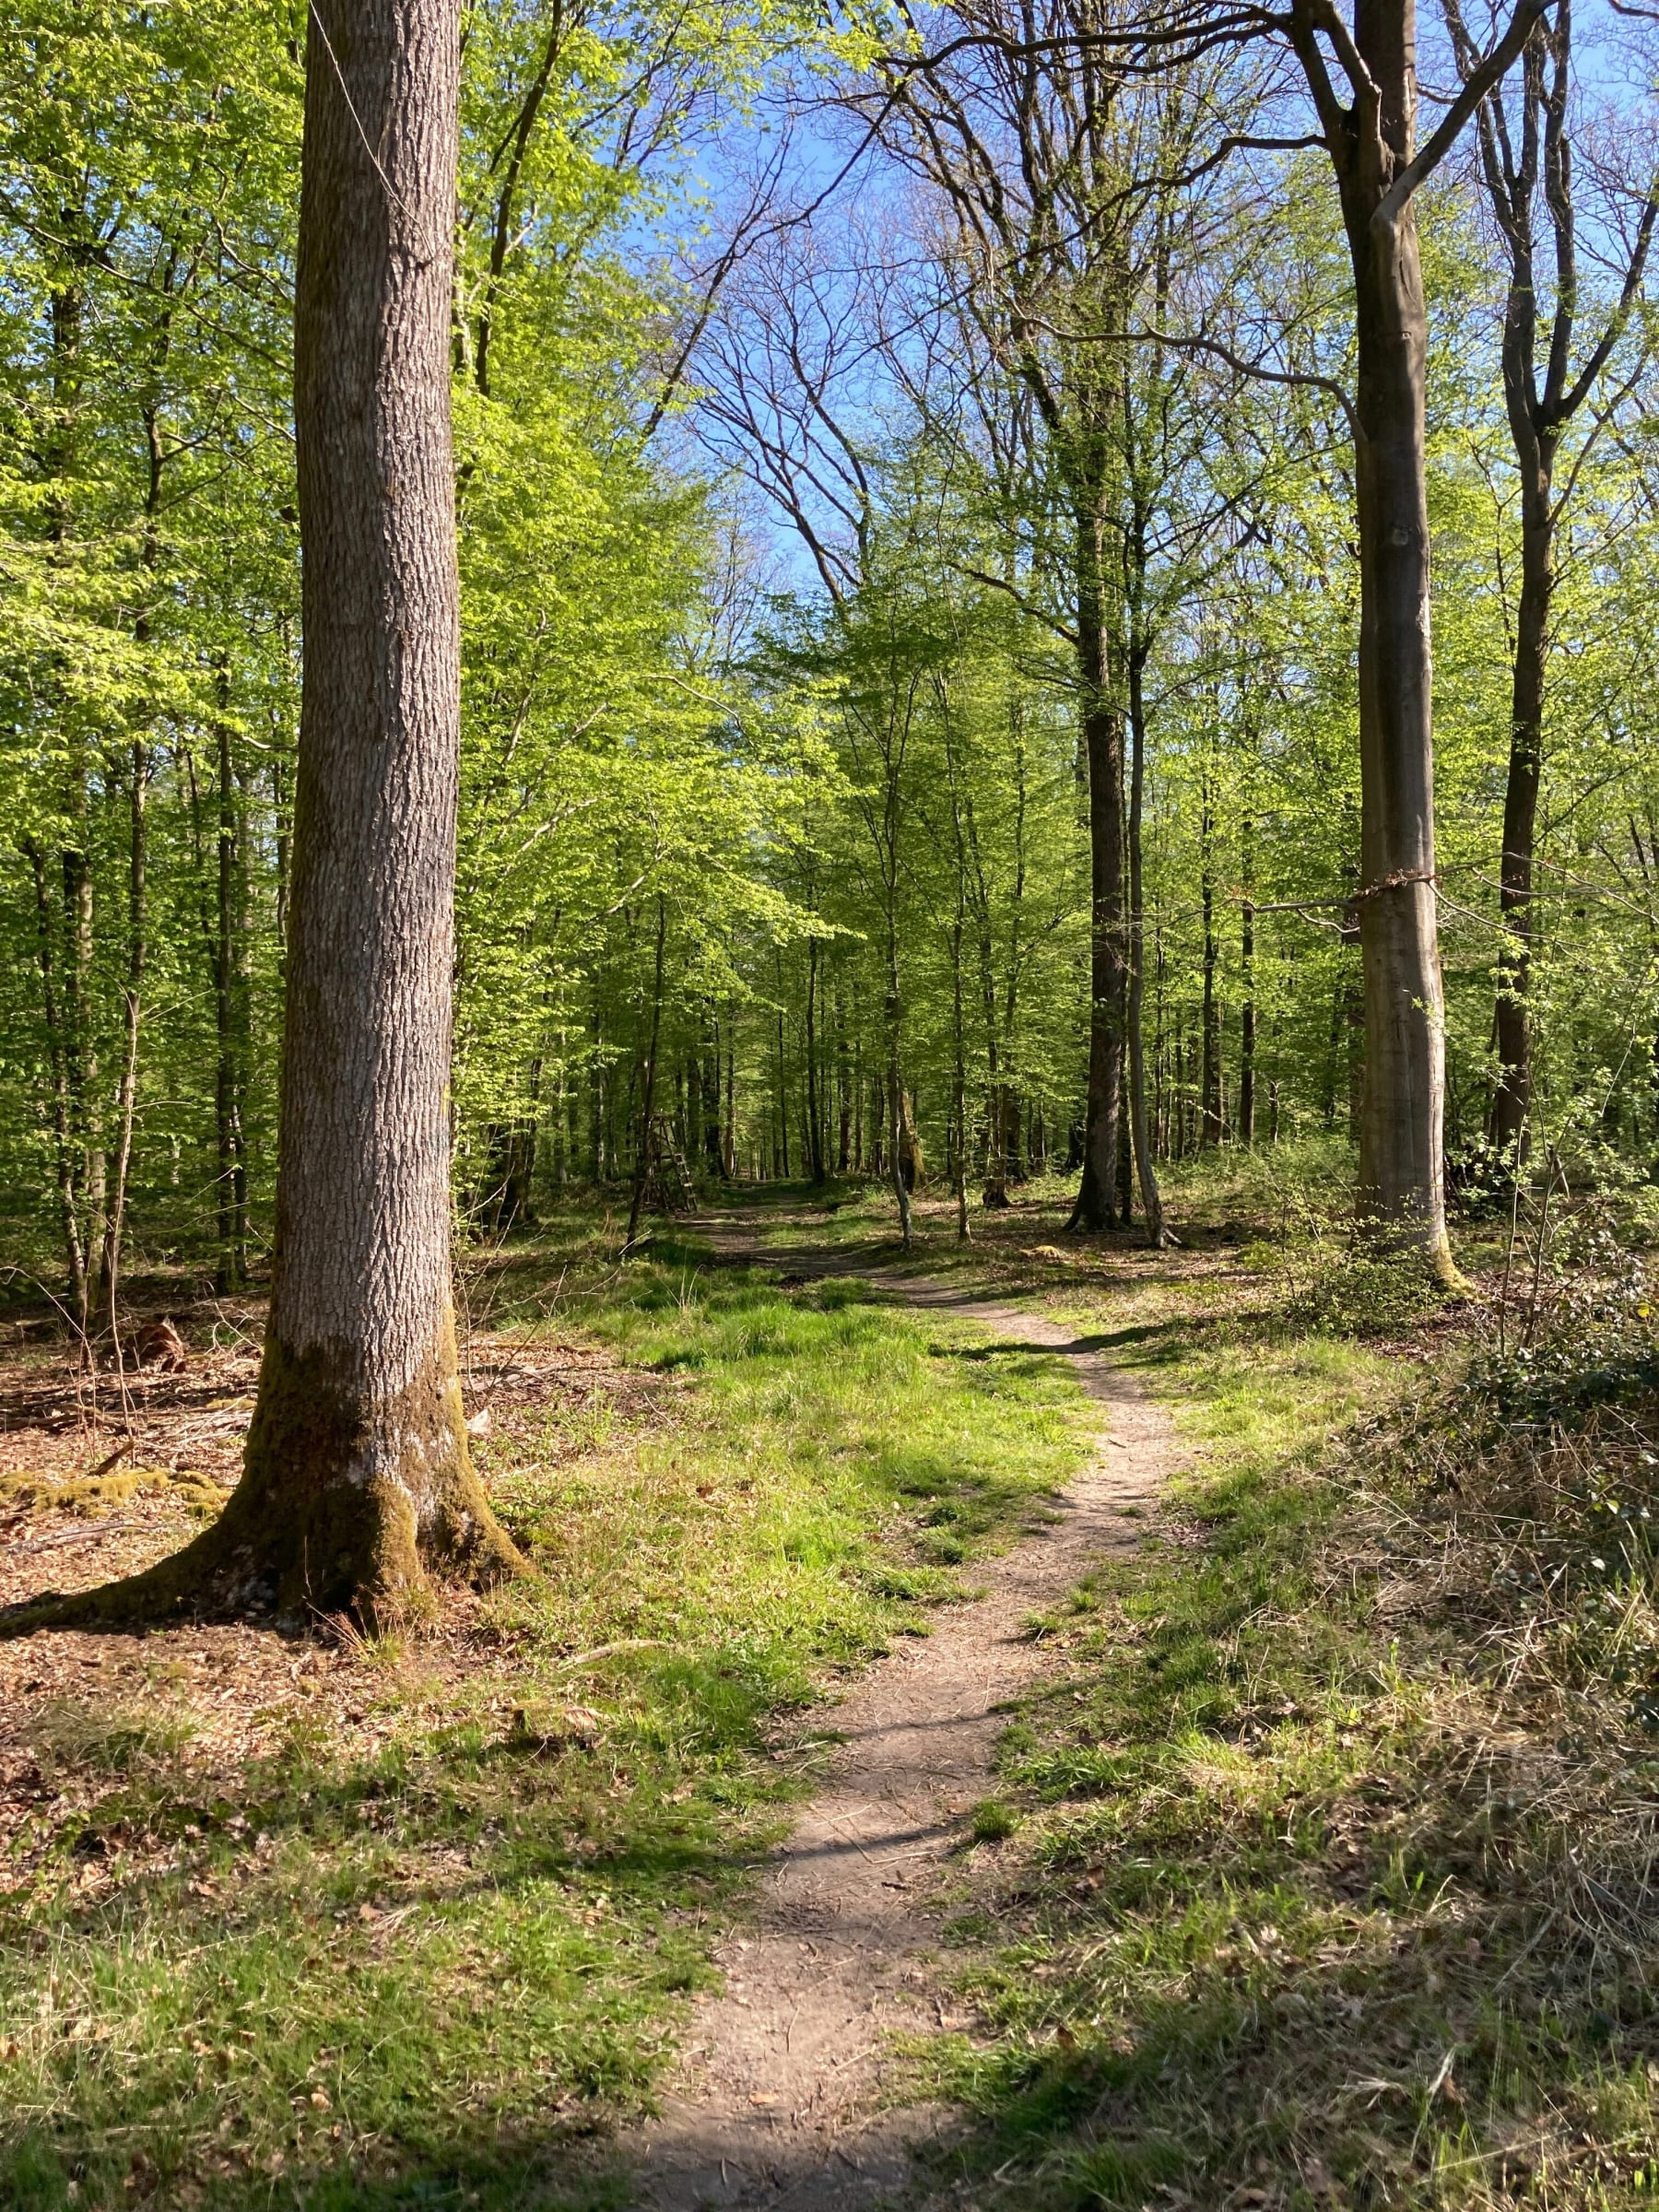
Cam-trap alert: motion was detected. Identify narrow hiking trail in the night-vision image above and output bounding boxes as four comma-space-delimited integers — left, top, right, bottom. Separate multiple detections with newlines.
623, 1225, 1181, 2211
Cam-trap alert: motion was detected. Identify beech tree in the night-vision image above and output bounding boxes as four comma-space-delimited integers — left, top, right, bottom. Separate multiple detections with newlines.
1274, 0, 1546, 1277
868, 2, 1146, 1232
225, 0, 520, 1615
1443, 0, 1656, 1153
9, 0, 520, 1628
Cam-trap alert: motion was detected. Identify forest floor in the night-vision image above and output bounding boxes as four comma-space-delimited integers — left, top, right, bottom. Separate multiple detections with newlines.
624, 1229, 1177, 2210
2, 1157, 1657, 2210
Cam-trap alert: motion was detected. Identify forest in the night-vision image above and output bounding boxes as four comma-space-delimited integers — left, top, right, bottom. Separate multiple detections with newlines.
3, 0, 1659, 2208
5, 0, 1654, 1304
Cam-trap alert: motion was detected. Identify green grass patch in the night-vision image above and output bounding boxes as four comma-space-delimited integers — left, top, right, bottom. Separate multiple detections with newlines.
894, 1192, 1659, 2211
0, 1232, 1091, 2211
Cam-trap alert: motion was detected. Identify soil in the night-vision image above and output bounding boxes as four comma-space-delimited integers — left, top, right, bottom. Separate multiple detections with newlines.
622, 1229, 1179, 2211
0, 1310, 670, 1894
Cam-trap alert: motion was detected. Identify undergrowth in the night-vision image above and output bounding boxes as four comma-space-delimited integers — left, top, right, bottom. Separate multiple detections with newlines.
910, 1209, 1659, 2211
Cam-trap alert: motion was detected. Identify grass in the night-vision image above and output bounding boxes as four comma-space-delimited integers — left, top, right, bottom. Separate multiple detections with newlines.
10, 1164, 1659, 2210
0, 1230, 1093, 2211
880, 1176, 1659, 2211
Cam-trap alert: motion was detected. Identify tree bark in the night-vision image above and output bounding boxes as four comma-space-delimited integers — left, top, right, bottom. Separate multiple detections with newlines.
951, 901, 971, 1243
834, 984, 852, 1173
102, 380, 170, 1320
886, 967, 912, 1248
1347, 213, 1452, 1271
1125, 641, 1167, 1243
24, 839, 89, 1334
1239, 818, 1256, 1149
1326, 0, 1458, 1280
1489, 482, 1548, 1149
7, 0, 521, 1632
775, 991, 790, 1179
100, 738, 147, 1318
1278, 0, 1558, 1281
1199, 759, 1222, 1147
625, 898, 666, 1250
65, 774, 104, 1315
214, 692, 250, 1289
1442, 0, 1654, 1153
805, 935, 825, 1183
1067, 500, 1125, 1233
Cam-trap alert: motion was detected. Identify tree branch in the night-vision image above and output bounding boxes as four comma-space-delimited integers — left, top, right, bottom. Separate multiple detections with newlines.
1373, 0, 1550, 230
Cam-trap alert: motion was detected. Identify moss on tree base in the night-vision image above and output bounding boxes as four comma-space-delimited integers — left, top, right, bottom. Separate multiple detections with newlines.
0, 1323, 524, 1639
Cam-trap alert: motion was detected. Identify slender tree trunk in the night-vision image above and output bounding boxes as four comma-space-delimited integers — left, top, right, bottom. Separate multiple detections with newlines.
24, 840, 89, 1331
101, 386, 171, 1321
1239, 815, 1256, 1148
1323, 974, 1344, 1128
705, 1027, 724, 1177
625, 899, 666, 1250
951, 902, 971, 1243
853, 1033, 864, 1173
1067, 502, 1126, 1232
1199, 765, 1222, 1147
214, 695, 250, 1289
1152, 924, 1168, 1159
588, 1004, 604, 1180
64, 779, 103, 1314
805, 936, 824, 1183
36, 276, 95, 1340
835, 982, 852, 1172
100, 740, 147, 1317
724, 1030, 736, 1178
1125, 646, 1167, 1243
1489, 471, 1550, 1152
978, 933, 1007, 1206
886, 950, 912, 1251
274, 743, 291, 950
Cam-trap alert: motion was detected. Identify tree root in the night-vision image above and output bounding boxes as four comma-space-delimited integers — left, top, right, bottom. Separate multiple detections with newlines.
0, 1493, 527, 1641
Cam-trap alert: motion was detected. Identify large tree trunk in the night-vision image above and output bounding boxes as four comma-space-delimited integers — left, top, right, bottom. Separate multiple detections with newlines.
225, 0, 518, 1615
1336, 36, 1457, 1284
8, 0, 519, 1634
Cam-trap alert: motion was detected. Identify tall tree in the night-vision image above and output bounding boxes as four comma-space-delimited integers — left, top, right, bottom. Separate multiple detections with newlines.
1444, 0, 1656, 1152
1277, 0, 1546, 1277
9, 0, 519, 1630
871, 4, 1143, 1231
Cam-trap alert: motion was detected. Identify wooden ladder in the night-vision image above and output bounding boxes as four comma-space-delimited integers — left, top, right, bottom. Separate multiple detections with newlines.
643, 1113, 697, 1214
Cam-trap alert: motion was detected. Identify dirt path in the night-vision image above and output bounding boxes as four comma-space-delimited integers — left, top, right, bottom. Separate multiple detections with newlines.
622, 1236, 1179, 2210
